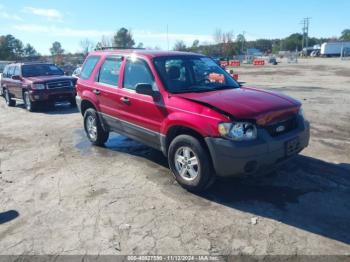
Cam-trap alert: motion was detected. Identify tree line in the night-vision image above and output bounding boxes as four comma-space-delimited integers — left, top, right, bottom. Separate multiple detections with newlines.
174, 29, 350, 58
1, 27, 350, 62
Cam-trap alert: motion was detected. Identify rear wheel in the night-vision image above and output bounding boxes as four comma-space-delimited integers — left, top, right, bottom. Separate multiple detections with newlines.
23, 91, 36, 112
168, 134, 215, 192
83, 108, 109, 146
4, 89, 16, 107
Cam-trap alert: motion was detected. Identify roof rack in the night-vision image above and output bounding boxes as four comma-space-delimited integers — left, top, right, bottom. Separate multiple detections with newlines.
94, 46, 145, 51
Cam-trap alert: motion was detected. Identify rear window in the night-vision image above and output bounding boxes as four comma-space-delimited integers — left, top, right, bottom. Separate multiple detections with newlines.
80, 56, 100, 80
97, 56, 122, 86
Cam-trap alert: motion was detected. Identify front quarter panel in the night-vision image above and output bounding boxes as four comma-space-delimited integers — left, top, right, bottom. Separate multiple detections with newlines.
161, 96, 228, 137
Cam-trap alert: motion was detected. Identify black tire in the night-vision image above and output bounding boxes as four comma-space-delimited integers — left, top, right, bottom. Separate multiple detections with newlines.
4, 89, 16, 107
168, 134, 215, 192
83, 108, 109, 146
23, 91, 36, 112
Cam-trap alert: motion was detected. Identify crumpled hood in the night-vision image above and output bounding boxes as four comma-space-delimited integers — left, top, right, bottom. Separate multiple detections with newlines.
174, 87, 301, 125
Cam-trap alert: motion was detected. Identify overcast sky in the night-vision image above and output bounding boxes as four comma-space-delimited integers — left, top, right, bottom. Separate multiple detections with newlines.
0, 0, 349, 54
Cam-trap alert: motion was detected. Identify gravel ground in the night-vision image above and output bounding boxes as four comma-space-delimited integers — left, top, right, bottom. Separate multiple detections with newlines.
0, 58, 349, 255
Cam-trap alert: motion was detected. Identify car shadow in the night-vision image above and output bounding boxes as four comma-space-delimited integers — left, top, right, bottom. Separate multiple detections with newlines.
0, 210, 19, 224
16, 102, 79, 115
199, 155, 350, 244
75, 133, 350, 244
43, 104, 79, 115
75, 132, 169, 168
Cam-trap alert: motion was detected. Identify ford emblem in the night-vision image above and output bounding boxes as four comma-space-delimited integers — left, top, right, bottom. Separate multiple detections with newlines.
276, 125, 285, 133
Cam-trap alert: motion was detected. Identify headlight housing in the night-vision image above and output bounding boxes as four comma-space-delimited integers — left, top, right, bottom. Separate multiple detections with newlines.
218, 122, 257, 141
32, 83, 46, 90
298, 107, 305, 118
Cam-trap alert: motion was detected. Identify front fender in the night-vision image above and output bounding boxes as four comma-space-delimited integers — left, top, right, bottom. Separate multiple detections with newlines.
161, 111, 220, 137
81, 90, 100, 112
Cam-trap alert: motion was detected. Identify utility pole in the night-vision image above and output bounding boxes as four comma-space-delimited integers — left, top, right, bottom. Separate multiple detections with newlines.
241, 31, 246, 54
300, 17, 311, 49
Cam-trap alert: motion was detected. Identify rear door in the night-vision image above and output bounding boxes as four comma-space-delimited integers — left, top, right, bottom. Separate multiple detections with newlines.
117, 57, 167, 149
12, 65, 22, 98
93, 55, 124, 133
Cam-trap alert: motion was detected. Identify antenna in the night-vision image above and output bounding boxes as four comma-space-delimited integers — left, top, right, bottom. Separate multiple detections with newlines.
166, 24, 169, 51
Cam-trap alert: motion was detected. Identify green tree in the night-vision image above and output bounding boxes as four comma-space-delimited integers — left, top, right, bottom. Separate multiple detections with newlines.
283, 33, 303, 51
0, 34, 24, 60
23, 44, 38, 57
340, 29, 350, 41
136, 42, 144, 48
113, 28, 135, 48
50, 41, 64, 65
50, 41, 64, 56
173, 40, 187, 51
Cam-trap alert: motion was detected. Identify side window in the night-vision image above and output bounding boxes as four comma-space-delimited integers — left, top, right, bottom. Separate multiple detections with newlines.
123, 58, 156, 91
3, 66, 8, 77
7, 66, 14, 78
97, 56, 122, 86
80, 56, 100, 80
14, 66, 20, 76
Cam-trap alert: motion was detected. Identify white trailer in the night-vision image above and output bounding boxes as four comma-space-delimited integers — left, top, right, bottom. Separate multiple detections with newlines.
320, 42, 350, 57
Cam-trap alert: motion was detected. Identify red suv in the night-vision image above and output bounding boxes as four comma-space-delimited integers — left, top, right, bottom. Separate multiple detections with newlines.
1, 62, 77, 111
76, 49, 310, 191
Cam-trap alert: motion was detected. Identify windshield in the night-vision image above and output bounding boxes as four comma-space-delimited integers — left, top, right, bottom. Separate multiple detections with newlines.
153, 56, 240, 93
22, 64, 64, 77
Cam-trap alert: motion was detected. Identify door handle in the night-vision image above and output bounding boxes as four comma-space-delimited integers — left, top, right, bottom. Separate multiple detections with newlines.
120, 97, 130, 104
93, 89, 101, 95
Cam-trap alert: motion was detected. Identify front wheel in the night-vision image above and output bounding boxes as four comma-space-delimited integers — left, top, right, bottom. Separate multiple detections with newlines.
83, 108, 109, 146
4, 89, 16, 107
168, 135, 215, 192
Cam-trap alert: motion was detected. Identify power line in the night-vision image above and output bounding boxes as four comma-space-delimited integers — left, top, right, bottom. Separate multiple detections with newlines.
300, 17, 311, 49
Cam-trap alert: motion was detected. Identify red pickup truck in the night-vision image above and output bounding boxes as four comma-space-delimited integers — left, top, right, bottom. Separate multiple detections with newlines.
76, 49, 310, 192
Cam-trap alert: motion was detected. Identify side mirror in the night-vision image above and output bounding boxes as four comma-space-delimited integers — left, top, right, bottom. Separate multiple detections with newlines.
12, 75, 21, 81
135, 83, 154, 96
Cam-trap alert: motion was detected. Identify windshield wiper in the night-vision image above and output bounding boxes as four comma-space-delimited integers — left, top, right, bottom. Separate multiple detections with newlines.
211, 85, 237, 90
172, 87, 217, 94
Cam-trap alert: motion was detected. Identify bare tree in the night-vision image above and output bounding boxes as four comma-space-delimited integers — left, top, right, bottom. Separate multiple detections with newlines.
95, 35, 112, 49
80, 39, 94, 55
213, 28, 223, 44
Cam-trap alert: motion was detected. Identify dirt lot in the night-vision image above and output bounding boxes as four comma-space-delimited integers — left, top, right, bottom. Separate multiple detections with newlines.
0, 58, 349, 255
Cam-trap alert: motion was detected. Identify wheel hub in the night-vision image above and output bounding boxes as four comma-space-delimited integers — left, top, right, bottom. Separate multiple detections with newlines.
86, 115, 97, 141
174, 146, 199, 181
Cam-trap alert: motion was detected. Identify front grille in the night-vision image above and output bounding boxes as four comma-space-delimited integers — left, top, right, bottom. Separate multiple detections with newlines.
265, 116, 298, 137
47, 81, 72, 89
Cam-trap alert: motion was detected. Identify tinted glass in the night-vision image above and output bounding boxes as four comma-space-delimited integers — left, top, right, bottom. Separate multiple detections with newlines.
3, 66, 8, 77
98, 57, 122, 86
80, 56, 100, 80
22, 64, 64, 77
14, 66, 20, 76
7, 66, 15, 78
153, 56, 240, 93
124, 58, 155, 90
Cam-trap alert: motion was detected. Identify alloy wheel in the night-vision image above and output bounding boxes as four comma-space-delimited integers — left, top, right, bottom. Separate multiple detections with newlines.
86, 115, 97, 141
174, 146, 200, 181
